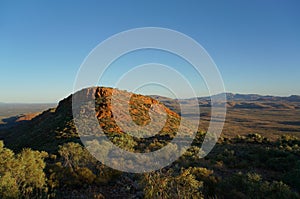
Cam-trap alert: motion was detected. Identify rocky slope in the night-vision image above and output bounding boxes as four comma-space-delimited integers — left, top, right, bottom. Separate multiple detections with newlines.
0, 87, 188, 152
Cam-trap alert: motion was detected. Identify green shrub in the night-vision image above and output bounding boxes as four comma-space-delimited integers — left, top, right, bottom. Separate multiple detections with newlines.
0, 141, 48, 198
141, 167, 217, 199
218, 172, 299, 199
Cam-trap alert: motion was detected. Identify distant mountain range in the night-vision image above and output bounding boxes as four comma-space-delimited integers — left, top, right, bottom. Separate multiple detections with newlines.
151, 93, 300, 111
201, 93, 300, 102
150, 93, 300, 102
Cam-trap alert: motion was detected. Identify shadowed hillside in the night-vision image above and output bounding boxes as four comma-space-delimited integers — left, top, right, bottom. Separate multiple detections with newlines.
0, 87, 189, 153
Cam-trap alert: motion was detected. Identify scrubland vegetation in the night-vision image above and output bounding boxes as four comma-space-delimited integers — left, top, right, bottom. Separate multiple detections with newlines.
1, 132, 299, 198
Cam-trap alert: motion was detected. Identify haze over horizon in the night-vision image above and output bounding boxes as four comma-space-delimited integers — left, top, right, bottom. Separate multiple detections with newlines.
0, 90, 299, 104
1, 0, 299, 103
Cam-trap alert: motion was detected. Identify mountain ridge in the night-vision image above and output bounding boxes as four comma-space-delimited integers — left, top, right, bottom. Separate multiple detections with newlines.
0, 87, 187, 152
181, 92, 300, 102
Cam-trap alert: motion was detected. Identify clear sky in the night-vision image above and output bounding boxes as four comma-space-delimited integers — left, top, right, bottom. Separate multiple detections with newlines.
1, 0, 299, 103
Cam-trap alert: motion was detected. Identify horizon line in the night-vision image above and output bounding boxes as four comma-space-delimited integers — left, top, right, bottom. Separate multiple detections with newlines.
1, 91, 299, 104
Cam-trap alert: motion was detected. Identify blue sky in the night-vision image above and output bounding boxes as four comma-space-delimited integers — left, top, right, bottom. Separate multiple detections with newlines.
0, 0, 299, 103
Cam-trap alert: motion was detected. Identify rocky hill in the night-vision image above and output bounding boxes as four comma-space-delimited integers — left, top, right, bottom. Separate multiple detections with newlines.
1, 89, 299, 152
0, 87, 189, 152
